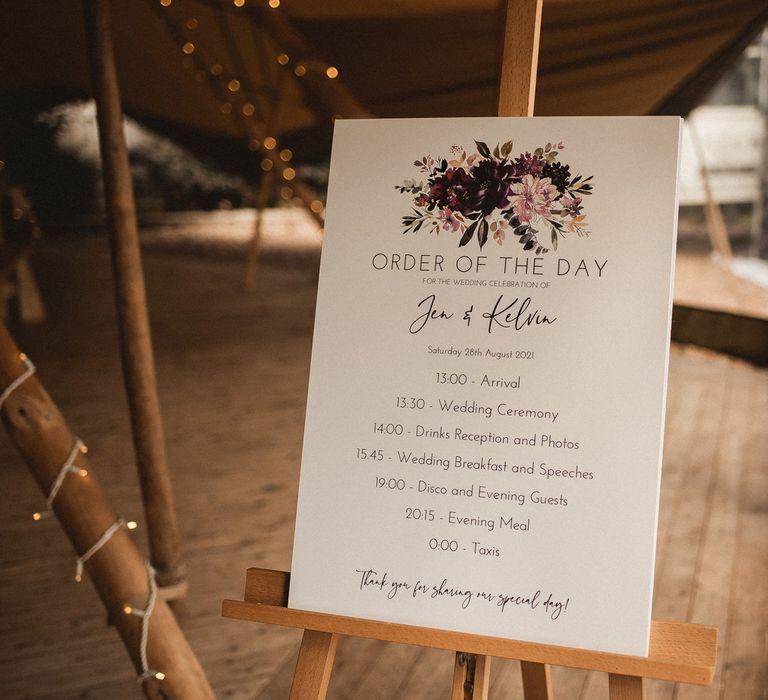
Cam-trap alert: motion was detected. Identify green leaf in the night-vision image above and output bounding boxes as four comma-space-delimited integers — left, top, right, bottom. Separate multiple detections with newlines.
534, 147, 544, 158
459, 219, 479, 247
474, 140, 491, 158
477, 219, 489, 249
493, 144, 501, 159
501, 140, 513, 158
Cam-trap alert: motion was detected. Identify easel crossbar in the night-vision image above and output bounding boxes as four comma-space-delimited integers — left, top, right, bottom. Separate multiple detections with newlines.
221, 568, 716, 686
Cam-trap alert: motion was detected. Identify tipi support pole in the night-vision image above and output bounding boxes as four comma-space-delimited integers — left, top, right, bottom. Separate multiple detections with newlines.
0, 325, 214, 699
243, 169, 274, 290
521, 660, 554, 700
82, 0, 186, 608
289, 630, 338, 700
609, 673, 646, 700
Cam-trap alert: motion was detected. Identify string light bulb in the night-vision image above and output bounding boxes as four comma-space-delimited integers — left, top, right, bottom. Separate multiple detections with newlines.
186, 17, 198, 30
182, 42, 195, 55
269, 0, 280, 7
276, 53, 289, 66
263, 136, 277, 150
282, 167, 296, 181
123, 604, 133, 615
294, 64, 306, 77
279, 149, 292, 162
210, 63, 223, 76
227, 79, 241, 92
242, 103, 255, 116
160, 0, 172, 6
261, 159, 274, 171
127, 521, 138, 530
326, 66, 339, 79
233, 0, 245, 6
220, 103, 233, 114
310, 200, 324, 214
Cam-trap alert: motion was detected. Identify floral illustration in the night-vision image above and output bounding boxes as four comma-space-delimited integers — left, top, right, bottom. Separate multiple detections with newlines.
396, 139, 594, 253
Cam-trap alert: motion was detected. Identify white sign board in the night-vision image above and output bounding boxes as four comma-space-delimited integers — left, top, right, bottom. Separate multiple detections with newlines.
290, 117, 681, 656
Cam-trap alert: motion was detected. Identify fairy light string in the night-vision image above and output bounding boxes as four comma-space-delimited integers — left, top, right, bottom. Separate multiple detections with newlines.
124, 561, 165, 683
74, 517, 138, 582
32, 439, 89, 521
0, 353, 36, 410
152, 0, 327, 220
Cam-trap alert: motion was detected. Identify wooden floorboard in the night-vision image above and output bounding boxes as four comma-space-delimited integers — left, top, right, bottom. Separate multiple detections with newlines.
0, 238, 766, 699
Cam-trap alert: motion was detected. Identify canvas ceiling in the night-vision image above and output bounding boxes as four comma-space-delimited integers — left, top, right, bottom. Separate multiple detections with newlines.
1, 0, 766, 150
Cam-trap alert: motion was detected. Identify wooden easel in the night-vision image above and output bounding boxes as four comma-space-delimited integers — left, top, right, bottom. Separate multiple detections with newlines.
222, 2, 718, 697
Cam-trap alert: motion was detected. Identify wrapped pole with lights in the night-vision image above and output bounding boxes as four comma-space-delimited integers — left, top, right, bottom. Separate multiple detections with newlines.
0, 323, 214, 698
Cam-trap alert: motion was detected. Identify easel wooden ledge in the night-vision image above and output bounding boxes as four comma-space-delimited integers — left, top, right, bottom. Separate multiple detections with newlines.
222, 568, 717, 699
222, 1, 718, 697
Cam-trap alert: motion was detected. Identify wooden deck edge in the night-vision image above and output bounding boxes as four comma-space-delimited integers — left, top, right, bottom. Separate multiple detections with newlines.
221, 598, 716, 686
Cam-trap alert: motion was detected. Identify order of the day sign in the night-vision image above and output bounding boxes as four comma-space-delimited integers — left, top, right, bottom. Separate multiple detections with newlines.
289, 116, 681, 655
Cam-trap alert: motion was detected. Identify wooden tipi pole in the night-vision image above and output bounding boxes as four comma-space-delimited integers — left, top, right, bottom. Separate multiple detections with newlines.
0, 325, 215, 699
453, 1, 548, 698
82, 0, 186, 607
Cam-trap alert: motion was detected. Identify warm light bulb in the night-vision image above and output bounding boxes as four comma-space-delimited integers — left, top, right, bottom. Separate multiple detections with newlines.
186, 17, 198, 30
277, 53, 289, 65
279, 149, 292, 162
263, 136, 277, 150
242, 103, 255, 116
261, 159, 274, 171
210, 64, 223, 76
19, 353, 27, 361
80, 445, 88, 454
123, 605, 133, 615
182, 42, 195, 55
160, 0, 172, 6
268, 0, 280, 7
282, 167, 296, 181
155, 672, 166, 681
227, 79, 241, 92
75, 574, 82, 583
294, 65, 306, 77
233, 0, 245, 6
127, 521, 138, 530
220, 103, 233, 115
79, 469, 88, 477
310, 200, 324, 214
32, 512, 42, 521
326, 66, 339, 79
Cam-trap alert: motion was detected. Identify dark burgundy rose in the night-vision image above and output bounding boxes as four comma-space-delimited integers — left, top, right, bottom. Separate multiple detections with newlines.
462, 158, 516, 216
426, 167, 472, 214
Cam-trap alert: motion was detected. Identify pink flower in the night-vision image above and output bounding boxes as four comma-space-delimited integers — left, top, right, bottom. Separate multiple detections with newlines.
508, 175, 558, 223
437, 206, 464, 233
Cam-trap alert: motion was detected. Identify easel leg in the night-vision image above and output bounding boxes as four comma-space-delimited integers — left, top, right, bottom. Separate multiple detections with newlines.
451, 653, 491, 700
608, 673, 646, 700
289, 630, 338, 700
520, 661, 553, 700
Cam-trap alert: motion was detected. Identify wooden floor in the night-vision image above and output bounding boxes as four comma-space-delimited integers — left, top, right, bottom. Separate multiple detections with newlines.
0, 238, 766, 699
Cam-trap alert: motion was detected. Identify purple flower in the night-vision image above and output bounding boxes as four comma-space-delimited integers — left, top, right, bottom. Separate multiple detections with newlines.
426, 168, 472, 214
512, 152, 545, 178
462, 158, 516, 216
